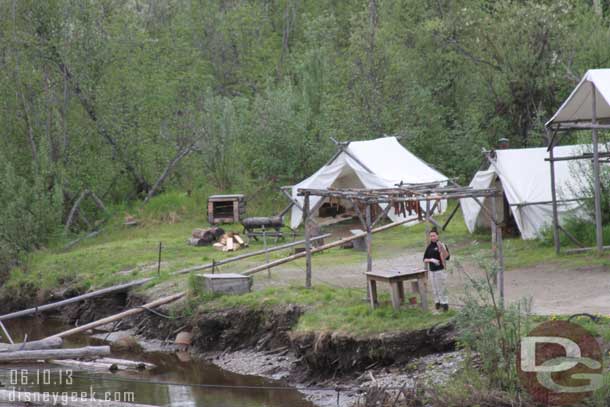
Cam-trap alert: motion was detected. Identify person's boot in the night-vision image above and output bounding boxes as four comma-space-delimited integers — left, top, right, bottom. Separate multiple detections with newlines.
435, 303, 441, 310
442, 304, 449, 312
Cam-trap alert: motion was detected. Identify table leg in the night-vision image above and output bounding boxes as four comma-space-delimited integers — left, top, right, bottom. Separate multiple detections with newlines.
390, 282, 401, 311
398, 281, 405, 304
419, 276, 429, 312
368, 279, 378, 309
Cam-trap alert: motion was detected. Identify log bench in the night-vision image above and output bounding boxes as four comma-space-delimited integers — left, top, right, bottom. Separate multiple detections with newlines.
365, 269, 428, 312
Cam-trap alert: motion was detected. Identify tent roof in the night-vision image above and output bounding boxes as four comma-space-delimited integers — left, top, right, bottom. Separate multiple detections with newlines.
546, 69, 610, 127
461, 144, 591, 239
343, 137, 448, 184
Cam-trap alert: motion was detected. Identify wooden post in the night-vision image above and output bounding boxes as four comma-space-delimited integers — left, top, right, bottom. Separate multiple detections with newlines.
304, 193, 312, 288
549, 145, 561, 254
425, 199, 431, 243
592, 83, 604, 254
262, 225, 270, 278
365, 203, 373, 273
497, 218, 505, 306
157, 241, 162, 276
491, 194, 497, 260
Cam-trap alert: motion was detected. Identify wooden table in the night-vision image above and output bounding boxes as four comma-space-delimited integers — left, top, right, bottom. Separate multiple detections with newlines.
365, 269, 428, 311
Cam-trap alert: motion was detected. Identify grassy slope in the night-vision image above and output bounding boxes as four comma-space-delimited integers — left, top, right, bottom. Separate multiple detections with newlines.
4, 193, 610, 336
192, 284, 455, 336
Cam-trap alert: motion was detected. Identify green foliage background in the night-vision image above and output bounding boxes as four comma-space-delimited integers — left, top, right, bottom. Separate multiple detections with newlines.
1, 0, 609, 271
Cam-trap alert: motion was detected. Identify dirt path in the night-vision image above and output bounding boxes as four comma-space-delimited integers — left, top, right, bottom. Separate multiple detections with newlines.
253, 248, 610, 315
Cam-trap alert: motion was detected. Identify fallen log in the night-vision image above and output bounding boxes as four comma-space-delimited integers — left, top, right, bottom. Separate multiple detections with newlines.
242, 217, 418, 276
0, 277, 154, 321
0, 337, 63, 352
50, 357, 155, 372
47, 292, 185, 339
0, 388, 158, 407
0, 346, 110, 363
97, 357, 156, 370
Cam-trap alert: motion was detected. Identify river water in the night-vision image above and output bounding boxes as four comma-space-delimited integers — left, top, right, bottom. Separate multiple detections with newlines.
0, 318, 315, 407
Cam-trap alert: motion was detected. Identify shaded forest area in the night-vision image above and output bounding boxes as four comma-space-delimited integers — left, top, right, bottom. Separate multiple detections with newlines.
1, 0, 609, 272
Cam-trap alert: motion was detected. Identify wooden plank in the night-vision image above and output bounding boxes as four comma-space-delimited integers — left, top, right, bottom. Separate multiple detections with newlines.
565, 245, 610, 255
0, 346, 110, 363
47, 292, 185, 339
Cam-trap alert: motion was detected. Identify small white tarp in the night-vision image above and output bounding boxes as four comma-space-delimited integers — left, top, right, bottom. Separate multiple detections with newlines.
460, 145, 591, 239
290, 137, 448, 228
546, 69, 610, 126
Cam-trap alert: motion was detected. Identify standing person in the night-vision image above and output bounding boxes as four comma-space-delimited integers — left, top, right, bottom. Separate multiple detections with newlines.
423, 228, 450, 311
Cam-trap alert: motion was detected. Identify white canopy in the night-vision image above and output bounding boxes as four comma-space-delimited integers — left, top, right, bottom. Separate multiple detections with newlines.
460, 145, 591, 239
290, 137, 448, 228
546, 69, 610, 126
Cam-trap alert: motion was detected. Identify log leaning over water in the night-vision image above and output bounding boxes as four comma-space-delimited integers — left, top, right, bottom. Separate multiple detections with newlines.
47, 292, 185, 339
0, 277, 154, 321
0, 389, 158, 407
0, 337, 63, 352
0, 346, 110, 363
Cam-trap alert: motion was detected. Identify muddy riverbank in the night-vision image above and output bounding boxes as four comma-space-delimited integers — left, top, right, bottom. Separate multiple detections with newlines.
1, 291, 461, 407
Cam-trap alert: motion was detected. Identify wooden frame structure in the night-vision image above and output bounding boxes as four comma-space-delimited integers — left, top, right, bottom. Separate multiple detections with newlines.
298, 182, 506, 303
546, 88, 607, 254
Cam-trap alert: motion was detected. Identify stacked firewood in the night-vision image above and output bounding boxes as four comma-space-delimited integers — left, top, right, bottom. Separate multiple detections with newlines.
188, 226, 225, 246
213, 231, 247, 252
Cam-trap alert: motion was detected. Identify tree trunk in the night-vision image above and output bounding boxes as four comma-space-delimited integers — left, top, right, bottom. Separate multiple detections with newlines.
0, 346, 110, 362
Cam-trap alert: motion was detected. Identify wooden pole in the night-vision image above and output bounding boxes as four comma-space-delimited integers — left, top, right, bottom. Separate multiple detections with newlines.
549, 144, 561, 254
157, 241, 162, 276
0, 321, 14, 344
262, 225, 270, 278
441, 202, 460, 231
497, 218, 505, 306
47, 292, 185, 339
304, 193, 312, 288
592, 83, 604, 254
243, 216, 419, 276
425, 199, 430, 244
491, 194, 497, 261
0, 346, 110, 362
365, 203, 372, 273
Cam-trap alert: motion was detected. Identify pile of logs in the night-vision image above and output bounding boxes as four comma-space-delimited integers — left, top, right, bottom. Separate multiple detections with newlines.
0, 338, 156, 372
188, 226, 225, 246
213, 231, 247, 252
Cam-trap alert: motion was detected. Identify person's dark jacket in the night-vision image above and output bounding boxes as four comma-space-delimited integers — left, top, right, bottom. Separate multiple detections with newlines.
423, 241, 450, 271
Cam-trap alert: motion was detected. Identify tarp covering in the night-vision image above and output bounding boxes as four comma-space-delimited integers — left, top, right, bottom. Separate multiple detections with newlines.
290, 137, 449, 228
546, 69, 610, 126
460, 145, 591, 239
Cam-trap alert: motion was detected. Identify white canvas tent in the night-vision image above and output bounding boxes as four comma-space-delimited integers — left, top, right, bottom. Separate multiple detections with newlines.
546, 69, 610, 126
460, 145, 591, 240
289, 137, 449, 229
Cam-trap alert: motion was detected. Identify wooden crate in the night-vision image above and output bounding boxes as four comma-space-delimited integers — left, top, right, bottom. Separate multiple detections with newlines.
198, 273, 252, 295
207, 194, 246, 224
